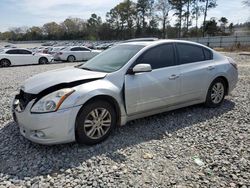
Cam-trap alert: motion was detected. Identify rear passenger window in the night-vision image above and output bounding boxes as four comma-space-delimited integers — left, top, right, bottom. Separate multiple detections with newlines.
19, 50, 32, 54
203, 48, 213, 60
137, 44, 175, 69
176, 43, 205, 64
71, 48, 79, 51
78, 47, 90, 51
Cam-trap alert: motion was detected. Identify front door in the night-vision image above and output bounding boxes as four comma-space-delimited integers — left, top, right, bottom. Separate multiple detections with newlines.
124, 43, 181, 115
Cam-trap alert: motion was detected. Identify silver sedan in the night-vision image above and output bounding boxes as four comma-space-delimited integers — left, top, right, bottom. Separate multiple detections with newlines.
12, 40, 238, 145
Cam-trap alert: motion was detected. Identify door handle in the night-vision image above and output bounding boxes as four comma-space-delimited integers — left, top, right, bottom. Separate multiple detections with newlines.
207, 66, 215, 70
168, 74, 179, 80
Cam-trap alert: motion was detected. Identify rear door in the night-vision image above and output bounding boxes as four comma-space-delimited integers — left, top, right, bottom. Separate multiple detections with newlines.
78, 47, 92, 60
175, 43, 215, 102
125, 43, 181, 115
70, 47, 81, 60
18, 49, 34, 65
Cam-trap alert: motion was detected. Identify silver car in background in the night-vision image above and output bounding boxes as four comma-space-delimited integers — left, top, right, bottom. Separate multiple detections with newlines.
12, 40, 238, 145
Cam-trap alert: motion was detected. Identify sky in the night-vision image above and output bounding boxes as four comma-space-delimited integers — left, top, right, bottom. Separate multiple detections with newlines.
0, 0, 249, 32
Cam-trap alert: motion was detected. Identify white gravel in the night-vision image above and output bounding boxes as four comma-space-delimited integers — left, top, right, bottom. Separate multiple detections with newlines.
0, 54, 249, 188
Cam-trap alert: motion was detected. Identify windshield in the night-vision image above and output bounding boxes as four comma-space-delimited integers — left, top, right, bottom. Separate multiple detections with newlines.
79, 44, 144, 73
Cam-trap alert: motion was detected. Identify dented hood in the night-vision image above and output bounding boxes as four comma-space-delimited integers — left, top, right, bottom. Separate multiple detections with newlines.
22, 66, 107, 94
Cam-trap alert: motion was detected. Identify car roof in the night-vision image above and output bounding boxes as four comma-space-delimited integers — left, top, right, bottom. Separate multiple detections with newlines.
5, 48, 31, 51
121, 39, 210, 49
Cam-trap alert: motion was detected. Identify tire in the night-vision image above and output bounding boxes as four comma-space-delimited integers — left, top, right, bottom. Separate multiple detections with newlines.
0, 59, 11, 67
75, 100, 117, 145
205, 78, 226, 108
67, 55, 75, 62
39, 57, 48, 64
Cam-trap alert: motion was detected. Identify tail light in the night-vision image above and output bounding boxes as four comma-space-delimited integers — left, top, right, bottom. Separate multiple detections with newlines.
227, 57, 238, 70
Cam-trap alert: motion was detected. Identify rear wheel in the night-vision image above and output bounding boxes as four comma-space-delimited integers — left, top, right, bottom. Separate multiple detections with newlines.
205, 78, 226, 108
75, 100, 117, 145
67, 55, 75, 62
39, 57, 48, 64
0, 59, 11, 67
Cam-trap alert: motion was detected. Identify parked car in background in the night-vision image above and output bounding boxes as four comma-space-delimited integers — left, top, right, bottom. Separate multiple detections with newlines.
53, 46, 102, 62
49, 47, 66, 56
95, 43, 114, 50
0, 48, 53, 67
12, 40, 238, 145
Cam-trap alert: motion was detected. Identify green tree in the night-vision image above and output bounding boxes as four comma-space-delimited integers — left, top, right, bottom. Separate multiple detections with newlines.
204, 17, 218, 36
155, 0, 171, 38
25, 26, 43, 40
137, 0, 154, 35
106, 0, 136, 39
200, 0, 217, 36
219, 17, 228, 34
169, 0, 188, 38
229, 23, 234, 35
43, 22, 63, 40
61, 18, 86, 39
191, 0, 203, 35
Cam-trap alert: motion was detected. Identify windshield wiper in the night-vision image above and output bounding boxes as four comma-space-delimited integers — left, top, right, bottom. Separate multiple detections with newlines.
80, 67, 94, 71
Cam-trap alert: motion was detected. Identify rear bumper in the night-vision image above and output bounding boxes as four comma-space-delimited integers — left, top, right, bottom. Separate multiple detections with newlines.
228, 68, 238, 94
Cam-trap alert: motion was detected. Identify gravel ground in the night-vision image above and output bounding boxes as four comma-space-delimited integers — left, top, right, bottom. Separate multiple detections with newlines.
0, 53, 249, 188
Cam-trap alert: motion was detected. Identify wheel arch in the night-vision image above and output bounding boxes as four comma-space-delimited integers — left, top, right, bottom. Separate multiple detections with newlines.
0, 58, 11, 63
212, 76, 229, 95
0, 58, 11, 66
67, 55, 76, 61
39, 57, 48, 64
76, 94, 122, 127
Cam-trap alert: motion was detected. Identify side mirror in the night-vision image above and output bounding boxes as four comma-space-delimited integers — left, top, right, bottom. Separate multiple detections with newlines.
130, 64, 152, 74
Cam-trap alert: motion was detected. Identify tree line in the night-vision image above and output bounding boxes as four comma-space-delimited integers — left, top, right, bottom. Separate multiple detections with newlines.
0, 0, 248, 41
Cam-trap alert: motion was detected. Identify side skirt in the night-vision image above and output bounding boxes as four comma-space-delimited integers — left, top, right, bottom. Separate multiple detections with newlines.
125, 99, 204, 122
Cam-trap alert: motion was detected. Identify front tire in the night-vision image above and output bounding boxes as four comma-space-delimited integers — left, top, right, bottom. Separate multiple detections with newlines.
39, 57, 48, 64
0, 59, 11, 67
75, 100, 117, 145
205, 78, 226, 108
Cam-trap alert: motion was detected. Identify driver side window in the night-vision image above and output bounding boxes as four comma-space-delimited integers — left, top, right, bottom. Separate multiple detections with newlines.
136, 43, 176, 69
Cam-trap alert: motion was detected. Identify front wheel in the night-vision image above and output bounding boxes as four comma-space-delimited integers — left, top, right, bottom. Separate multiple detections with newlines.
0, 59, 11, 67
75, 100, 117, 145
205, 78, 226, 108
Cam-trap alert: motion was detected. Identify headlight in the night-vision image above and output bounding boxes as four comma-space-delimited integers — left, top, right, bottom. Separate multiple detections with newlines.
31, 88, 75, 113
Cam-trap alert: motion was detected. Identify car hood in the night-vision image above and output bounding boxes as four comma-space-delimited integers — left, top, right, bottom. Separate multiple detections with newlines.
22, 66, 107, 94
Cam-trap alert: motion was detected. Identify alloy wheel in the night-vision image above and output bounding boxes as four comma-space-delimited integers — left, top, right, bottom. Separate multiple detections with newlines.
83, 108, 112, 139
211, 82, 225, 104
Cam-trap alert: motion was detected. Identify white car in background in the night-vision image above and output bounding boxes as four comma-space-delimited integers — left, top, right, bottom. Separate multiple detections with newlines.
0, 48, 53, 67
53, 46, 102, 62
49, 46, 66, 56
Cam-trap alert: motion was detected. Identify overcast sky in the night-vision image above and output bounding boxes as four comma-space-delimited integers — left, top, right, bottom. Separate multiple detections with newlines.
0, 0, 249, 32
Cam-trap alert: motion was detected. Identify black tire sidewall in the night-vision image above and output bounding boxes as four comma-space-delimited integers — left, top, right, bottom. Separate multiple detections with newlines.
75, 100, 117, 145
39, 57, 48, 64
67, 55, 75, 62
0, 59, 11, 67
205, 78, 226, 108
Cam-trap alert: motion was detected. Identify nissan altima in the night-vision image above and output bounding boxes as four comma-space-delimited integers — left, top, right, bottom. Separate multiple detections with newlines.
12, 40, 238, 145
